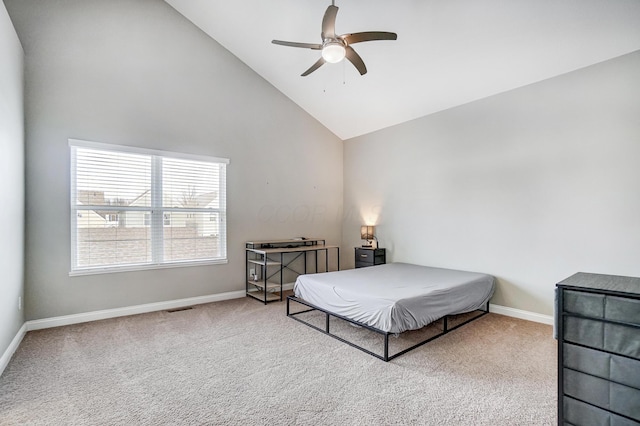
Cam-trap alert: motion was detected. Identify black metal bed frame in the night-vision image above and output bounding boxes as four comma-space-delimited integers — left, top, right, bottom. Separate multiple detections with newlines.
286, 295, 490, 362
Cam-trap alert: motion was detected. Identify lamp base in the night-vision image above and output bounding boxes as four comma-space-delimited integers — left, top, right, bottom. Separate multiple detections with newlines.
362, 239, 377, 249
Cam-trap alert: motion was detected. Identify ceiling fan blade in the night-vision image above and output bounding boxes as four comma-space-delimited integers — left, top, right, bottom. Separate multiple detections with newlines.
345, 46, 367, 75
301, 57, 326, 76
341, 32, 398, 45
321, 5, 339, 39
272, 40, 322, 50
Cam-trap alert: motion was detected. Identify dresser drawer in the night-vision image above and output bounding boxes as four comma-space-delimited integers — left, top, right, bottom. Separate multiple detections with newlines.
606, 296, 640, 326
563, 316, 604, 349
563, 343, 610, 382
563, 396, 639, 426
354, 248, 386, 268
564, 343, 640, 390
563, 368, 610, 412
562, 289, 640, 326
604, 322, 640, 359
564, 316, 640, 358
355, 248, 374, 263
563, 290, 605, 318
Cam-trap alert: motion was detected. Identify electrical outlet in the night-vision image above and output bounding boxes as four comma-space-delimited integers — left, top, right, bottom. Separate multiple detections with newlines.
249, 268, 255, 277
18, 296, 22, 311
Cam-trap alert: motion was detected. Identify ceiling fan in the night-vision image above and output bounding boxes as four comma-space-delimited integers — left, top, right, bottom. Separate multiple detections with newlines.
271, 1, 397, 77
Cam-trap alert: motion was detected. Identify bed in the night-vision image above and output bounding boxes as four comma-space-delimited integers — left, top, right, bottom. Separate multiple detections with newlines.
287, 262, 496, 361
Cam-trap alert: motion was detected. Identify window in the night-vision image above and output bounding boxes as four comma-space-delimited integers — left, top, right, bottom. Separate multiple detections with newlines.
106, 213, 120, 225
69, 139, 228, 274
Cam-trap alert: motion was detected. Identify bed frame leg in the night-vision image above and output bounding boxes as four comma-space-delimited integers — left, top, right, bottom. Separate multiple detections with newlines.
384, 335, 389, 361
443, 316, 449, 333
325, 312, 330, 333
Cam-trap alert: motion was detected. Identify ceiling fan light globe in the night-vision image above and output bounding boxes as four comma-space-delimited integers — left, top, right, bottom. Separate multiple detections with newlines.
322, 43, 346, 63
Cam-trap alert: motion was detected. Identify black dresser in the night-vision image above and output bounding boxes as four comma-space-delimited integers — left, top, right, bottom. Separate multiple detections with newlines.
556, 272, 640, 426
354, 247, 386, 269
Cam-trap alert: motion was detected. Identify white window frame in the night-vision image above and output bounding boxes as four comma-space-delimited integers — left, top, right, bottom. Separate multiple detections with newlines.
69, 139, 229, 275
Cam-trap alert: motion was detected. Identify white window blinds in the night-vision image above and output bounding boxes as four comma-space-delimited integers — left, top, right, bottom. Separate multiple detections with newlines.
70, 139, 228, 274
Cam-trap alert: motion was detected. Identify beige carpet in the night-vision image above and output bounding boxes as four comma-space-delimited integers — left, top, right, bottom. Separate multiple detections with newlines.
0, 295, 557, 425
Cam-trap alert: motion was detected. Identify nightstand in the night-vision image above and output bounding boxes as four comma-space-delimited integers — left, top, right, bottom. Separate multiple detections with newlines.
355, 247, 386, 268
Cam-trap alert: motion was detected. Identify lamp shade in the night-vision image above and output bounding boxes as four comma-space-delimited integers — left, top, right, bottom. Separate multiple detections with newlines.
360, 225, 375, 240
322, 41, 346, 63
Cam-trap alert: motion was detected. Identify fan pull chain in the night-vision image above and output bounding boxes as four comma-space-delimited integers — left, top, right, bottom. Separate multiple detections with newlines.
343, 59, 346, 85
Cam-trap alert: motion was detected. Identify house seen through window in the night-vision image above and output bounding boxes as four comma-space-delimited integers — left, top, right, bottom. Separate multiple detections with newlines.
69, 139, 228, 273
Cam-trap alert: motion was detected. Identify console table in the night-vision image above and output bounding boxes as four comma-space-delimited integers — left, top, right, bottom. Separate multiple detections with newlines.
245, 238, 340, 304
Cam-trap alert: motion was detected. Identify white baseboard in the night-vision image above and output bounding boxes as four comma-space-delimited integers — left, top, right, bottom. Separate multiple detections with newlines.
22, 293, 552, 332
26, 289, 247, 331
0, 323, 27, 377
489, 304, 553, 325
25, 284, 298, 332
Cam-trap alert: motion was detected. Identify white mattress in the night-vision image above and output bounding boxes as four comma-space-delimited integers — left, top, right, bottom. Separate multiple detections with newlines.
294, 262, 495, 333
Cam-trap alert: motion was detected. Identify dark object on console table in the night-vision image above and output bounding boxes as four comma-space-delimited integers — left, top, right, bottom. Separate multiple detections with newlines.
355, 247, 386, 268
556, 272, 640, 426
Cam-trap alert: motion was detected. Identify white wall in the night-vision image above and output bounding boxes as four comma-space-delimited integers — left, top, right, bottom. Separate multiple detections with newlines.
4, 0, 343, 320
343, 51, 640, 316
0, 1, 25, 357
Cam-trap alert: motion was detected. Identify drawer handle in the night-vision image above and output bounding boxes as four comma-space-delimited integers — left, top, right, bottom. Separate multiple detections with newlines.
360, 254, 368, 258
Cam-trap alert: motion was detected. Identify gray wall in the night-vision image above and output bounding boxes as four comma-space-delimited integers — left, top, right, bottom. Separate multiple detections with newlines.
0, 1, 25, 356
343, 51, 640, 316
4, 0, 343, 320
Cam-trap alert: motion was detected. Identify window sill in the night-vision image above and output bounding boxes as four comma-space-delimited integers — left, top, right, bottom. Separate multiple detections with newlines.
69, 258, 228, 277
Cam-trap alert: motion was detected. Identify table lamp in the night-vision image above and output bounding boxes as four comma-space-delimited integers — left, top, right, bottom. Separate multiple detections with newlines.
360, 225, 376, 248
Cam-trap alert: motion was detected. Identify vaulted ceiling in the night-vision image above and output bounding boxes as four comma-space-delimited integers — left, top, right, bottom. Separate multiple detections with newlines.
165, 0, 640, 140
